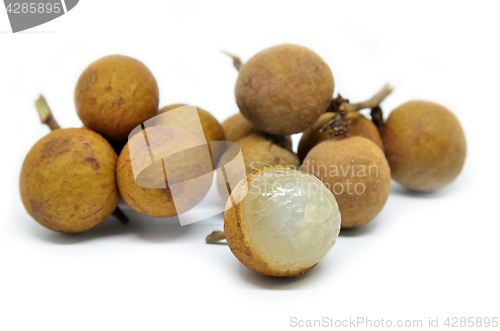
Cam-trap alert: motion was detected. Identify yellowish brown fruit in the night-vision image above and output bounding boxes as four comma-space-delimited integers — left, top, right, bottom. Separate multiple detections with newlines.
19, 128, 119, 233
156, 104, 225, 164
75, 55, 159, 142
216, 133, 299, 199
116, 126, 213, 217
383, 100, 467, 191
302, 136, 391, 228
235, 44, 334, 135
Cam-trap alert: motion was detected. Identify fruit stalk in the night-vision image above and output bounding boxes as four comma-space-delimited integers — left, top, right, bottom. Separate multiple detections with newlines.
35, 95, 61, 130
34, 95, 130, 225
221, 50, 242, 71
337, 84, 393, 114
206, 230, 226, 244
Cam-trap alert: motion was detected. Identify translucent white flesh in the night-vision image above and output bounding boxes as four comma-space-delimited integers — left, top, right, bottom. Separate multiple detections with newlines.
242, 169, 341, 271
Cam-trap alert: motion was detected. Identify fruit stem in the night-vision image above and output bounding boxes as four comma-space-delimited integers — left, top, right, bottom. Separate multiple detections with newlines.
221, 50, 242, 71
338, 84, 393, 114
35, 95, 61, 131
370, 105, 386, 135
206, 230, 226, 244
112, 207, 130, 224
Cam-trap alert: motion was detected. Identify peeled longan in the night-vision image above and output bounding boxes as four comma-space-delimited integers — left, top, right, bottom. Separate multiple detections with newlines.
235, 44, 334, 135
216, 133, 299, 199
302, 136, 391, 228
116, 126, 213, 218
156, 104, 225, 163
383, 100, 467, 191
224, 167, 341, 277
19, 128, 119, 233
298, 112, 384, 161
75, 55, 159, 142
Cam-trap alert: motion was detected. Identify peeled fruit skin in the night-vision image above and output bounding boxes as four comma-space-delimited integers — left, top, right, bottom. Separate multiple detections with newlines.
19, 128, 119, 233
303, 136, 391, 228
75, 55, 159, 142
216, 133, 300, 198
383, 101, 467, 191
235, 44, 334, 135
116, 126, 213, 218
156, 104, 225, 163
224, 167, 341, 277
298, 112, 384, 161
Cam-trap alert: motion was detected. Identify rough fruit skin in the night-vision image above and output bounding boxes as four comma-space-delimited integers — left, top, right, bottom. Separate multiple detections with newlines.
221, 113, 260, 142
75, 55, 159, 142
224, 167, 340, 277
216, 133, 300, 198
302, 137, 391, 228
117, 126, 213, 218
156, 104, 225, 163
19, 128, 119, 233
383, 100, 467, 191
235, 44, 334, 135
298, 112, 384, 161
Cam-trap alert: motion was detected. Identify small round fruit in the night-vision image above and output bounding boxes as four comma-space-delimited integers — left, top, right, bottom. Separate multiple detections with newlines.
302, 136, 391, 228
298, 112, 384, 161
222, 112, 292, 145
75, 55, 159, 142
117, 126, 213, 217
383, 100, 467, 191
19, 128, 119, 233
156, 104, 225, 163
221, 113, 260, 142
224, 166, 341, 277
216, 133, 299, 199
235, 44, 334, 135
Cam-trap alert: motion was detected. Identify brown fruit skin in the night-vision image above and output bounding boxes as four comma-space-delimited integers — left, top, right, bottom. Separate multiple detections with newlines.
116, 126, 213, 218
302, 137, 391, 228
216, 133, 300, 198
383, 101, 467, 191
298, 112, 384, 161
221, 112, 292, 145
19, 128, 119, 233
235, 44, 334, 135
156, 104, 225, 163
224, 166, 316, 277
75, 55, 159, 142
221, 113, 260, 142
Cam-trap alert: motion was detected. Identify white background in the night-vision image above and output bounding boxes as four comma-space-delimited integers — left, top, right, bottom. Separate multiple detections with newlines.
1, 1, 499, 330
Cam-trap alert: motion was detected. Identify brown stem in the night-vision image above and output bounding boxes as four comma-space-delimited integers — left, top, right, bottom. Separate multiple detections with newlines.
35, 95, 61, 130
337, 84, 393, 114
221, 50, 242, 71
34, 95, 130, 225
112, 207, 130, 224
370, 106, 386, 136
321, 84, 393, 138
206, 230, 226, 244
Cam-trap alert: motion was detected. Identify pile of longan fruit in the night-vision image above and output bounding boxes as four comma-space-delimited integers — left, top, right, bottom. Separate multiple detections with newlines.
20, 44, 466, 277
